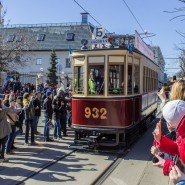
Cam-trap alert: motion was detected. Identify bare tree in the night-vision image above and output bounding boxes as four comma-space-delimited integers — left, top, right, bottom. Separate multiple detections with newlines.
163, 0, 185, 77
0, 29, 37, 71
179, 49, 185, 77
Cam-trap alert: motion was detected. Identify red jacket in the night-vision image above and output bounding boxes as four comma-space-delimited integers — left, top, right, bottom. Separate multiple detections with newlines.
154, 117, 185, 175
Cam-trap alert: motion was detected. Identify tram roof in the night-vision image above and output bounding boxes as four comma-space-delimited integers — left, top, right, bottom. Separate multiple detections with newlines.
72, 47, 158, 66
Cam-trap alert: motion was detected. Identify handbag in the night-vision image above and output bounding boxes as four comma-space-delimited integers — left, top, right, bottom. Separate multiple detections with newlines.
7, 114, 21, 128
47, 120, 54, 129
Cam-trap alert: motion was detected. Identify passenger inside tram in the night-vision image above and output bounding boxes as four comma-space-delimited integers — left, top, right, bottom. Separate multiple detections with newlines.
95, 70, 104, 94
88, 71, 96, 94
88, 67, 104, 95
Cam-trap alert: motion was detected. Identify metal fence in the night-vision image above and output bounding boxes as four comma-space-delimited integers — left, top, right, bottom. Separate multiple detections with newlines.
19, 73, 37, 85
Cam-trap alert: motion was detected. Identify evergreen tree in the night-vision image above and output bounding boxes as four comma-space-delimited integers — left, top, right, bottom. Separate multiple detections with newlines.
47, 50, 58, 86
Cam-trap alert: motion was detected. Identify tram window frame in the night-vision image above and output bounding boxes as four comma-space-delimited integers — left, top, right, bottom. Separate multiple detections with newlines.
108, 64, 124, 95
133, 58, 140, 94
88, 65, 104, 95
73, 66, 84, 94
128, 64, 133, 95
143, 66, 146, 93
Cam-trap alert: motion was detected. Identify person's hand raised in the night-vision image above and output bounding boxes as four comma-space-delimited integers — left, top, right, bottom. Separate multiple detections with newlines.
153, 120, 162, 143
152, 154, 165, 168
169, 165, 185, 184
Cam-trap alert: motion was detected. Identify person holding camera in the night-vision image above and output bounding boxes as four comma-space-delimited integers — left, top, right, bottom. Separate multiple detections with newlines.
152, 100, 185, 176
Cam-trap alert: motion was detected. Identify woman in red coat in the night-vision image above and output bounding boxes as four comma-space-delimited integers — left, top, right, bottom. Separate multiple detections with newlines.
153, 100, 185, 176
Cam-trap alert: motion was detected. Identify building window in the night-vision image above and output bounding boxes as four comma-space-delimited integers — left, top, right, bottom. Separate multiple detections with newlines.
66, 33, 75, 41
37, 34, 45, 41
16, 35, 23, 42
66, 58, 71, 68
7, 35, 15, 42
36, 59, 42, 65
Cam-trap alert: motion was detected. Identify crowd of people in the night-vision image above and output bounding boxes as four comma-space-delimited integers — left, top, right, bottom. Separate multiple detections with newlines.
152, 78, 185, 185
0, 81, 72, 163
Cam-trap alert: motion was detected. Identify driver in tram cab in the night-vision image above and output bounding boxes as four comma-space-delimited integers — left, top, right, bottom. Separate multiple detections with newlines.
95, 71, 104, 94
88, 71, 96, 94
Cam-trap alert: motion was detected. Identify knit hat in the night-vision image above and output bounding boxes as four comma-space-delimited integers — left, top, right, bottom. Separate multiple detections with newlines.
162, 100, 185, 128
46, 91, 52, 97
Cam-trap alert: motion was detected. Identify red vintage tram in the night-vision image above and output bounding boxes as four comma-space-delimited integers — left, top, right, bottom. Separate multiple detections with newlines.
71, 36, 158, 148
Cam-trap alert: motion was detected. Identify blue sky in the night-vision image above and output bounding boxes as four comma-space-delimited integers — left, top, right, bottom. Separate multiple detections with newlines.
2, 0, 184, 75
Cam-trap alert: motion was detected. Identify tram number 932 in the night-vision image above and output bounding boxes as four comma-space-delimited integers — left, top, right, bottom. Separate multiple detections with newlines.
85, 107, 107, 119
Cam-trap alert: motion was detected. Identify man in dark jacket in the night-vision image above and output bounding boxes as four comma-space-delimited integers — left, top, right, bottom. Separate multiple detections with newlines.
33, 92, 41, 134
23, 93, 35, 145
43, 91, 53, 142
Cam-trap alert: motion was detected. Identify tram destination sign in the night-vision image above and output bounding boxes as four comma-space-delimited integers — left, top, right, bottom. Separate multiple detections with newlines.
90, 38, 108, 45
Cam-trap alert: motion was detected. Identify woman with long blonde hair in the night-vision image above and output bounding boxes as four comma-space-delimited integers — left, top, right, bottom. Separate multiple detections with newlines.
170, 80, 185, 101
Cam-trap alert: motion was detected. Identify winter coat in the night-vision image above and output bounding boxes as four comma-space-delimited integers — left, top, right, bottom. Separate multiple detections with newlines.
43, 97, 53, 119
23, 99, 35, 121
0, 106, 22, 139
33, 98, 41, 117
154, 117, 185, 176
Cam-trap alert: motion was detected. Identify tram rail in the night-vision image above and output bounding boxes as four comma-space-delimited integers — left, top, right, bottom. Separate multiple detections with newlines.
14, 149, 77, 185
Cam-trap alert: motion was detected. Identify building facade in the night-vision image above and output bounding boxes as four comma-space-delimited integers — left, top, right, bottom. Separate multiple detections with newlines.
0, 12, 94, 85
151, 46, 165, 87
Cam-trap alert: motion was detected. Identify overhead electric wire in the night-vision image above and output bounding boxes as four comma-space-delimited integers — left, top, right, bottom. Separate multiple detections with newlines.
73, 0, 102, 26
73, 0, 110, 33
121, 0, 152, 43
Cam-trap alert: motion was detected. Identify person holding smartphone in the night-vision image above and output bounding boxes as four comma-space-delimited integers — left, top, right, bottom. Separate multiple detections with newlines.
169, 165, 185, 185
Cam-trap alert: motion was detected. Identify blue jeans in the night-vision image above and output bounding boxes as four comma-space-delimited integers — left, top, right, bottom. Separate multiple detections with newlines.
176, 181, 185, 185
25, 120, 34, 143
67, 114, 72, 127
0, 136, 8, 158
44, 114, 50, 140
6, 125, 16, 153
34, 116, 40, 132
53, 119, 62, 139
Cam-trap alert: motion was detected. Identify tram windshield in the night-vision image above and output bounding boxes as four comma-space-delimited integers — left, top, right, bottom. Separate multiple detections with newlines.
73, 66, 84, 94
109, 65, 124, 95
88, 65, 104, 95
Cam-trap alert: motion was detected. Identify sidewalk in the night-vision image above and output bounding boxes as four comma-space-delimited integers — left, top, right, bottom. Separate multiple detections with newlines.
0, 115, 74, 185
102, 116, 170, 185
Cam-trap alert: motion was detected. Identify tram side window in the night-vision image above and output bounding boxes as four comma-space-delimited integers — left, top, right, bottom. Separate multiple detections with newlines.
109, 65, 124, 95
73, 66, 84, 94
133, 64, 139, 94
128, 65, 132, 94
88, 65, 104, 95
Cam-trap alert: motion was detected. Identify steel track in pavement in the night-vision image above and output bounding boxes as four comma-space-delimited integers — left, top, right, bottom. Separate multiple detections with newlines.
14, 149, 77, 185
